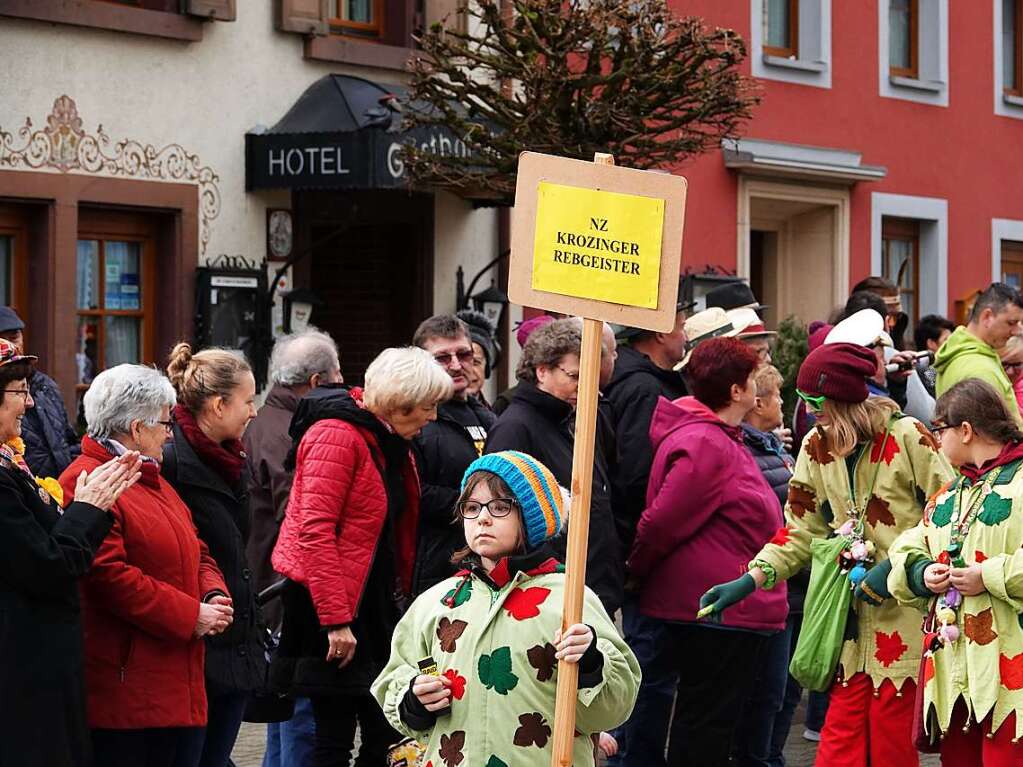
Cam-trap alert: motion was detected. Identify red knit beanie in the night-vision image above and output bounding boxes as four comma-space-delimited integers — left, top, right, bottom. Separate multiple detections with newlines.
797, 342, 879, 403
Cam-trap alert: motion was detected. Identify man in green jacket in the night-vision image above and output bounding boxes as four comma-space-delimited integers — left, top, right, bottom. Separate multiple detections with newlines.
934, 282, 1023, 421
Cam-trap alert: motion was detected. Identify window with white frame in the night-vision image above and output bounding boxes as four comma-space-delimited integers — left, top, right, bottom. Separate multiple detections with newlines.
871, 193, 948, 321
995, 0, 1023, 118
878, 0, 948, 106
751, 0, 831, 89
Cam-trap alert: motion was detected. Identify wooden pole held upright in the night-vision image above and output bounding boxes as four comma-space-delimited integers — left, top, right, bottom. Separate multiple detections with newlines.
549, 152, 615, 767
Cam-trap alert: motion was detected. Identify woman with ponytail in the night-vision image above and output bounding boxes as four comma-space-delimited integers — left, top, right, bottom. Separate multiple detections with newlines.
889, 378, 1023, 765
164, 342, 264, 767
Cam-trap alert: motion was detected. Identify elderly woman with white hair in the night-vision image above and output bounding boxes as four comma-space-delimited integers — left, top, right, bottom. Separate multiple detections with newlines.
58, 364, 233, 767
0, 341, 141, 767
271, 347, 453, 767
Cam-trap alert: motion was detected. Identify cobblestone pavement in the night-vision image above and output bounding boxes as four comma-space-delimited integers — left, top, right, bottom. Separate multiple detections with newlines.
230, 698, 942, 766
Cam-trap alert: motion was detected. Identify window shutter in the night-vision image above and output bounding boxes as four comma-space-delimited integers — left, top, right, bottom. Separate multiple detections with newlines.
185, 0, 237, 20
275, 0, 328, 34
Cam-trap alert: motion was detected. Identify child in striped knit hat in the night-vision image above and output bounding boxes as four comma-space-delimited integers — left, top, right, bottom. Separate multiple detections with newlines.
372, 450, 640, 767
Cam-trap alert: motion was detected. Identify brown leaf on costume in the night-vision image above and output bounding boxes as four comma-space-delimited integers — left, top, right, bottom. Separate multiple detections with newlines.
787, 484, 817, 519
513, 712, 552, 748
437, 618, 468, 653
915, 421, 941, 452
438, 731, 466, 767
964, 608, 999, 646
526, 642, 558, 682
806, 431, 835, 465
865, 495, 896, 527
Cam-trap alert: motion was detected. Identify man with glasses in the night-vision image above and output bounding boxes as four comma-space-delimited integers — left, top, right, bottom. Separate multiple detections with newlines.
411, 314, 497, 595
0, 306, 80, 480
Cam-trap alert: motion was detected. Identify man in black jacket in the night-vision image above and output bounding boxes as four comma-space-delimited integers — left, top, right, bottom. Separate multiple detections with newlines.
604, 302, 688, 767
0, 307, 80, 479
411, 315, 497, 595
485, 318, 623, 616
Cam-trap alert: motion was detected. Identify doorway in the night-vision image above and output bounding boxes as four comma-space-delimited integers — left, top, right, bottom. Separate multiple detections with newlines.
739, 179, 850, 327
295, 190, 434, 385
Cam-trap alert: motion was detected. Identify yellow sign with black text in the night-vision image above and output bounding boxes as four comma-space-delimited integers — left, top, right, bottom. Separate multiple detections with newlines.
530, 181, 665, 309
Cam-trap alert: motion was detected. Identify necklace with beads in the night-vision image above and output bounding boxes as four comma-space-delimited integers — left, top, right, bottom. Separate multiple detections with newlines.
840, 424, 892, 588
929, 466, 1004, 650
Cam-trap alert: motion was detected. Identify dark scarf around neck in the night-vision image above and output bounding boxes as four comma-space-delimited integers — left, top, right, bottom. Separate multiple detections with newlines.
172, 404, 246, 485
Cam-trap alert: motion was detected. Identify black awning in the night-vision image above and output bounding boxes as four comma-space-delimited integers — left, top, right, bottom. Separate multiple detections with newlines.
245, 74, 471, 192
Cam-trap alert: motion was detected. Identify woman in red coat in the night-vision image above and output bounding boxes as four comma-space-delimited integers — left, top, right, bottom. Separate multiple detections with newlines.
271, 347, 452, 767
59, 364, 233, 767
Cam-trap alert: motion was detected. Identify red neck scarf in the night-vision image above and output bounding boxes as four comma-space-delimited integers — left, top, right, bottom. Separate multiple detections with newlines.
172, 404, 246, 485
960, 441, 1023, 482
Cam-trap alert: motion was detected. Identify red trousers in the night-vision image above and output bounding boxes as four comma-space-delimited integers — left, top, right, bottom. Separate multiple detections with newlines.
940, 701, 1023, 766
814, 672, 918, 767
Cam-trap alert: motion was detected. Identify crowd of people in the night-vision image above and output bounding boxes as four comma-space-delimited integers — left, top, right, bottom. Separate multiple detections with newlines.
5, 276, 1023, 767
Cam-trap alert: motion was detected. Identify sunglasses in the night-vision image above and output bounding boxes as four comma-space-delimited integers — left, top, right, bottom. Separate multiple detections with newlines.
433, 350, 475, 366
795, 388, 826, 412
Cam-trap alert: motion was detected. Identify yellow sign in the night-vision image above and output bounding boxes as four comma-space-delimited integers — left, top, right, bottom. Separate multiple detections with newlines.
530, 181, 665, 309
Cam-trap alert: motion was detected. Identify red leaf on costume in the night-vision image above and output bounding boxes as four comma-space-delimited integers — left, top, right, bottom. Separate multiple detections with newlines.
806, 431, 835, 465
442, 668, 466, 700
874, 630, 908, 667
503, 587, 551, 620
787, 485, 817, 519
865, 495, 897, 528
1001, 653, 1023, 690
923, 655, 935, 686
975, 550, 987, 564
937, 551, 950, 565
964, 609, 998, 646
870, 432, 901, 465
769, 526, 791, 546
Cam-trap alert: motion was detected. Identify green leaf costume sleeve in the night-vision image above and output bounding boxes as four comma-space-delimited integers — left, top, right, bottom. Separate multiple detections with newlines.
752, 442, 832, 585
886, 518, 933, 609
371, 597, 434, 740
575, 587, 641, 733
981, 551, 1023, 612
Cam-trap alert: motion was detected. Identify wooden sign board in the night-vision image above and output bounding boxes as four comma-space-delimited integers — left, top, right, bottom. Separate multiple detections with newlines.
509, 151, 687, 332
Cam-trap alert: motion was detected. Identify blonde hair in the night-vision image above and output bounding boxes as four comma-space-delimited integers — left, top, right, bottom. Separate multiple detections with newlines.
819, 396, 900, 457
362, 346, 453, 416
753, 364, 783, 398
166, 341, 252, 414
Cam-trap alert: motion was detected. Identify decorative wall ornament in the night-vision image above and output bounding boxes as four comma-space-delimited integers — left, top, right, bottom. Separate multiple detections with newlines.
0, 95, 221, 255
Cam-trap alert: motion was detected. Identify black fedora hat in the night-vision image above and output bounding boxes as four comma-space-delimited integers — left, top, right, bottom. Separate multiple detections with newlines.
705, 281, 769, 312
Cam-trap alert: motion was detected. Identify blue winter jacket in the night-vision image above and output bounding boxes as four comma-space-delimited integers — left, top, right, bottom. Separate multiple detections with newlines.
22, 371, 80, 480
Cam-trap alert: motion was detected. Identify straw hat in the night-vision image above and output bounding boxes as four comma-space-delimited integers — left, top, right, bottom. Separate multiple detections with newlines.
674, 307, 743, 370
728, 307, 777, 340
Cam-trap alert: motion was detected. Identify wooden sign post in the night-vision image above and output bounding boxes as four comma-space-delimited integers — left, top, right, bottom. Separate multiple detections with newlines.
508, 151, 687, 767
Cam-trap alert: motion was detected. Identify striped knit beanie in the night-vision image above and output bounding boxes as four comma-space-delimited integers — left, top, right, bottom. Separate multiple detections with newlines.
461, 451, 565, 548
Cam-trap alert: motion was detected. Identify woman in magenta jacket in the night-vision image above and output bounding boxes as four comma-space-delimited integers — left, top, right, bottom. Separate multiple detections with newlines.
271, 347, 452, 767
628, 337, 788, 767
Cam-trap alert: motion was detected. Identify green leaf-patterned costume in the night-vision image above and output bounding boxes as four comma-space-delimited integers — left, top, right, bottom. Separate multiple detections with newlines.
752, 416, 953, 690
372, 556, 640, 766
888, 457, 1023, 740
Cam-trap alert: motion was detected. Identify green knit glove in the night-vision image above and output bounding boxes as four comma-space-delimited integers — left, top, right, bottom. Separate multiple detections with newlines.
699, 574, 756, 622
854, 560, 893, 606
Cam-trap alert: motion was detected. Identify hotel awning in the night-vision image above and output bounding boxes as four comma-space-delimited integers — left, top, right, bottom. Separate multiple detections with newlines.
245, 74, 471, 191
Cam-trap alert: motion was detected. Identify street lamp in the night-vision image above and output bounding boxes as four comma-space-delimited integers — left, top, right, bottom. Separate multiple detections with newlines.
282, 288, 323, 333
470, 280, 509, 330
